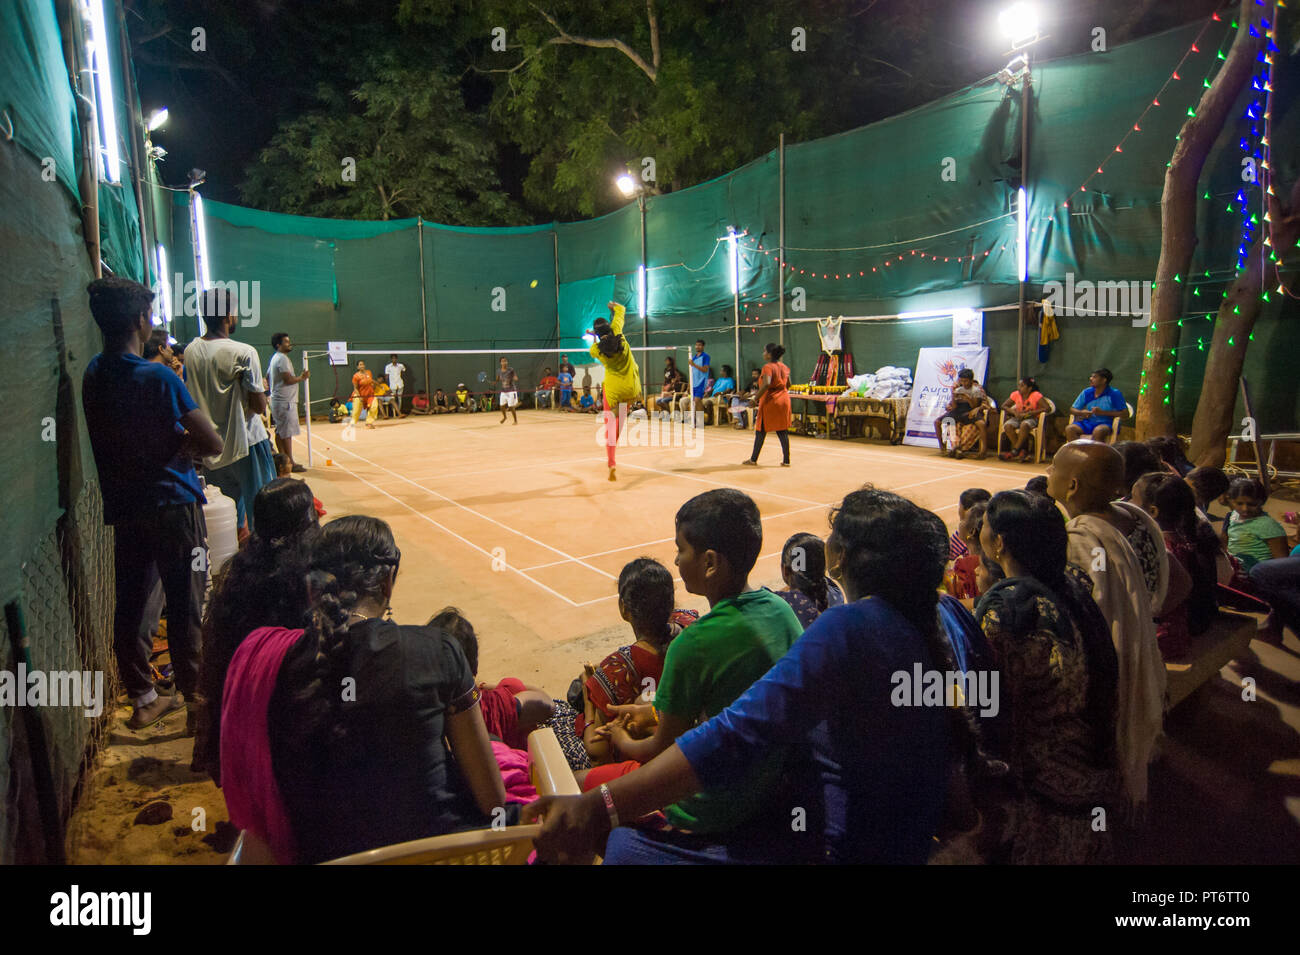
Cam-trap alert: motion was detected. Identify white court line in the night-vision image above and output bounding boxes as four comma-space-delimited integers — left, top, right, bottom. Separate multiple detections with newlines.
325, 440, 620, 581
518, 502, 830, 572
322, 458, 582, 607
616, 460, 829, 507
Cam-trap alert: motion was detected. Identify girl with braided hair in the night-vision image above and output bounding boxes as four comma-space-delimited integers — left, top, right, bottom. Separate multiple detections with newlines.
767, 532, 845, 627
220, 515, 508, 863
192, 478, 319, 783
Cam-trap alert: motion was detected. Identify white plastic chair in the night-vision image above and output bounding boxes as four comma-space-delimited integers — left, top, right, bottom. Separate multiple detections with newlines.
997, 397, 1056, 463
1067, 401, 1133, 445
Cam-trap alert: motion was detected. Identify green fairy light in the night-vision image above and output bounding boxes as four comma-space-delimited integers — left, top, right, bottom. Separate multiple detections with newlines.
1164, 396, 1171, 405
1228, 336, 1235, 345
1249, 332, 1255, 341
1233, 305, 1240, 314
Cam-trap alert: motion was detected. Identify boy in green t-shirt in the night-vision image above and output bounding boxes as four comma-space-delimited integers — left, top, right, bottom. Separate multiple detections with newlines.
600, 488, 803, 833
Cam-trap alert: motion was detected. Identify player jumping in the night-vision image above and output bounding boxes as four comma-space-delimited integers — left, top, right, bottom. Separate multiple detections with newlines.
588, 301, 642, 481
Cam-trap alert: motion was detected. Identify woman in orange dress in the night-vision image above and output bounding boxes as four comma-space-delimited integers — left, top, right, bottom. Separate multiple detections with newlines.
743, 343, 793, 467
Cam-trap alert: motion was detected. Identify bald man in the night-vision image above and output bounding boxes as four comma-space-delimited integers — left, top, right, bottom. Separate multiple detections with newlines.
1047, 440, 1168, 808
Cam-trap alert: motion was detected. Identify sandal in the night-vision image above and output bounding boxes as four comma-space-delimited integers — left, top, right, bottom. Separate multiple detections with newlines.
999, 451, 1015, 462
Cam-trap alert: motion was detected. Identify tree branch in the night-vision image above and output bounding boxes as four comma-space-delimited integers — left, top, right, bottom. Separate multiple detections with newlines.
647, 0, 661, 72
532, 4, 658, 82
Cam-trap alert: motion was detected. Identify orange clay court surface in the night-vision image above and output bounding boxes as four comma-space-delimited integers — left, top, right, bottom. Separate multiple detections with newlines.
298, 409, 1039, 692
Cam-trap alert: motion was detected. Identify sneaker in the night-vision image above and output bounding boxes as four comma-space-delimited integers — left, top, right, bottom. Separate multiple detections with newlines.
742, 459, 757, 466
291, 463, 307, 473
781, 461, 791, 467
126, 693, 185, 731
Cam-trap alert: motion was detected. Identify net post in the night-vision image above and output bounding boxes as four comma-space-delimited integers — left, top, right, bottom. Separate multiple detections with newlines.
303, 350, 313, 467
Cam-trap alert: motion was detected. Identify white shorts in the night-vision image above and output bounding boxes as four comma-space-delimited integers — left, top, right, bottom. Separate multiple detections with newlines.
270, 400, 300, 438
500, 391, 519, 408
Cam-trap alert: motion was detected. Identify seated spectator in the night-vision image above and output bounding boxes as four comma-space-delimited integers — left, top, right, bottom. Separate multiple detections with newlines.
1132, 473, 1217, 660
654, 357, 683, 418
1024, 475, 1049, 497
730, 368, 762, 428
432, 388, 449, 413
1115, 440, 1163, 497
1185, 466, 1230, 524
934, 368, 992, 460
976, 490, 1120, 863
222, 516, 510, 864
1222, 477, 1288, 571
950, 488, 991, 560
454, 383, 474, 412
524, 487, 999, 865
536, 367, 559, 409
430, 607, 554, 751
999, 377, 1047, 462
192, 478, 320, 783
1146, 435, 1193, 477
766, 533, 846, 628
700, 364, 737, 424
579, 386, 596, 413
947, 502, 988, 601
587, 490, 804, 848
576, 559, 698, 769
1065, 368, 1126, 442
273, 453, 326, 517
1046, 441, 1165, 809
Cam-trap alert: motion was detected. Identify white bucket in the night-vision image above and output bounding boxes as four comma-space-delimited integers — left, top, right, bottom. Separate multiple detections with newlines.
201, 478, 239, 578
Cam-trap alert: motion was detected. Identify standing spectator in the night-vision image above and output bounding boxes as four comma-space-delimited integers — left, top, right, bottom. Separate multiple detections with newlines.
1065, 368, 1126, 442
267, 332, 309, 472
351, 361, 378, 428
143, 328, 181, 376
559, 354, 577, 379
557, 365, 575, 412
185, 289, 276, 532
683, 339, 712, 427
743, 343, 793, 467
384, 354, 407, 416
82, 277, 223, 729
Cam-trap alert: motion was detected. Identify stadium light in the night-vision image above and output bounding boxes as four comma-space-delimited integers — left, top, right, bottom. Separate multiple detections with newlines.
638, 264, 647, 318
192, 191, 211, 292
727, 227, 739, 295
616, 174, 637, 198
85, 0, 121, 182
998, 2, 1040, 49
147, 107, 169, 132
1017, 186, 1028, 282
154, 243, 170, 327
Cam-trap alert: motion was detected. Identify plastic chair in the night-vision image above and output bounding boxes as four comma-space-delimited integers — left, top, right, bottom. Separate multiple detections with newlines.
228, 727, 579, 865
997, 397, 1056, 463
1067, 401, 1133, 444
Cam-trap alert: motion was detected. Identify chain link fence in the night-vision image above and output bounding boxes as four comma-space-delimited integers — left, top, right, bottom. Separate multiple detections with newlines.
0, 482, 116, 864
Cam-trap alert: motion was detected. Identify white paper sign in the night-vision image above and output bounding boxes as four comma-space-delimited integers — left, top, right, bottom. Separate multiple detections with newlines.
952, 308, 983, 347
902, 346, 990, 448
327, 341, 348, 366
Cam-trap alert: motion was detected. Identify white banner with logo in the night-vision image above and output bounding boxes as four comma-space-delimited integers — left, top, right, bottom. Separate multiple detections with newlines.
327, 341, 348, 366
952, 308, 983, 347
902, 346, 991, 448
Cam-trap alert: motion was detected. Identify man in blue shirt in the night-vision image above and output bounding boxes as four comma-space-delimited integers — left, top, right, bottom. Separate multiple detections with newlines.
682, 339, 711, 427
1066, 367, 1126, 442
83, 278, 223, 730
701, 363, 736, 426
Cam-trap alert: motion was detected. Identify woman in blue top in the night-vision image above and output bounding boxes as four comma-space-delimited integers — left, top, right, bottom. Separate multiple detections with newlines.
526, 487, 998, 864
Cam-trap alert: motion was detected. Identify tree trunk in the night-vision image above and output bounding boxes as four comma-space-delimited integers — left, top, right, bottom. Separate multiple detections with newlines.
1136, 0, 1265, 439
1188, 174, 1300, 466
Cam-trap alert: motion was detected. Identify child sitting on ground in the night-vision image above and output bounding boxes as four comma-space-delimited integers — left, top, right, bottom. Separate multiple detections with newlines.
576, 558, 698, 766
273, 452, 326, 517
454, 383, 474, 412
1222, 477, 1288, 571
1132, 472, 1216, 660
579, 386, 596, 413
583, 490, 804, 840
950, 488, 991, 560
431, 607, 554, 752
766, 532, 845, 628
432, 388, 449, 413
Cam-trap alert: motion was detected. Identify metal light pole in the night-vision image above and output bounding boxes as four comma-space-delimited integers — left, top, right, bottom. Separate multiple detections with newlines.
639, 191, 648, 402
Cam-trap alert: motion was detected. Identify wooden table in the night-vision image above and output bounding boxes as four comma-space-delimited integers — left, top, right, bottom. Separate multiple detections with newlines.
788, 394, 911, 443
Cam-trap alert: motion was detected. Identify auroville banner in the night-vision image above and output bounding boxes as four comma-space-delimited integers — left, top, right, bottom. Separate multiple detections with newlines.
902, 346, 990, 448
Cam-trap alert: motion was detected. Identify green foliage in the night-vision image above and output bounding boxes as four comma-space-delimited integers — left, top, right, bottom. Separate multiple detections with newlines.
239, 54, 524, 224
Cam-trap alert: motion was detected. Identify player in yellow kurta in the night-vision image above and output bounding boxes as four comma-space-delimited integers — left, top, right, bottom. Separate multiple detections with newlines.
589, 301, 642, 481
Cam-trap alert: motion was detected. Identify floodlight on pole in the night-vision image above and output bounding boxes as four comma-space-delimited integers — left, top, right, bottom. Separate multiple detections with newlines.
155, 243, 171, 327
192, 191, 211, 292
85, 0, 121, 182
727, 227, 740, 295
616, 174, 637, 197
147, 107, 169, 132
638, 264, 647, 318
998, 2, 1040, 49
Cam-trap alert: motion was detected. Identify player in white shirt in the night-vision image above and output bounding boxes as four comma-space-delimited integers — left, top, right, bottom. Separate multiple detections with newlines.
384, 354, 407, 417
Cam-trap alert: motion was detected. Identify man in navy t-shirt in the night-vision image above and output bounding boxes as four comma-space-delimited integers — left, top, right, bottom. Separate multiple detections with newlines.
82, 278, 223, 730
1065, 367, 1127, 442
